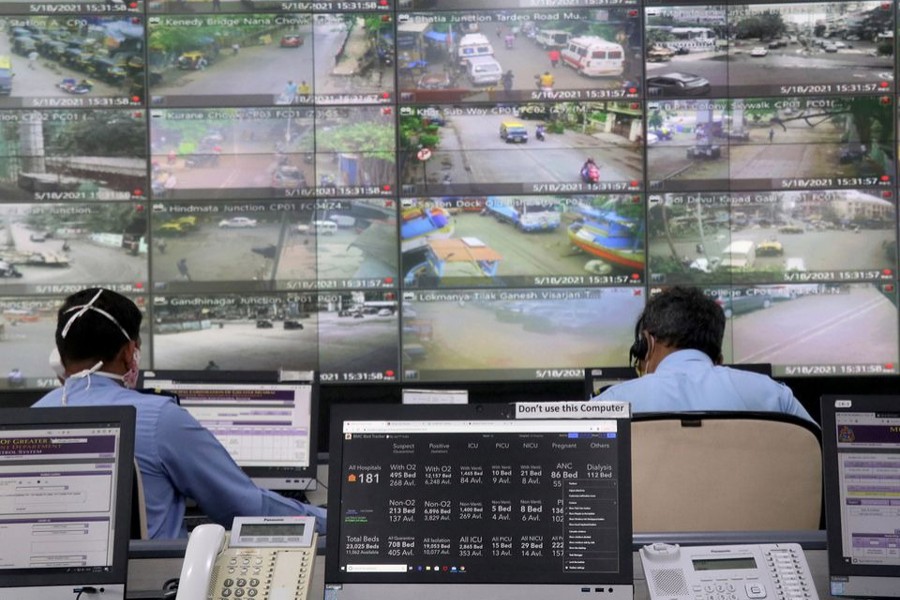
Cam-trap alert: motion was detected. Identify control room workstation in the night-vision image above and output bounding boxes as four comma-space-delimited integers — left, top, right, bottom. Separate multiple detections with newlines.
3, 392, 900, 600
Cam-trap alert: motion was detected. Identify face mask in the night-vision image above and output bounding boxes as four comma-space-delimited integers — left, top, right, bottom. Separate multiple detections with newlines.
123, 347, 141, 389
49, 347, 66, 380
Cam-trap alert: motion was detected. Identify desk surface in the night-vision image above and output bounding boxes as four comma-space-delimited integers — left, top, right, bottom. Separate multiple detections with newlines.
126, 532, 841, 600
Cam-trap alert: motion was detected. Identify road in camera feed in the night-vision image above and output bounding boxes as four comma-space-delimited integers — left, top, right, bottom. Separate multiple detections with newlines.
408, 113, 642, 188
152, 218, 396, 285
152, 310, 397, 373
400, 18, 640, 99
149, 17, 392, 102
722, 284, 898, 367
402, 288, 642, 378
645, 35, 891, 96
0, 29, 123, 100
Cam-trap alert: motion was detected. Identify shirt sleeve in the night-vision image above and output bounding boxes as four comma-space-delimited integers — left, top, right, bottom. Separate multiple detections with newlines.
776, 382, 816, 425
155, 403, 327, 534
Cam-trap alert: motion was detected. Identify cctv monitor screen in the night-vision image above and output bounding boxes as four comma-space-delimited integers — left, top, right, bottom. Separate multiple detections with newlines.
326, 402, 633, 600
0, 405, 135, 600
140, 370, 318, 490
0, 0, 898, 388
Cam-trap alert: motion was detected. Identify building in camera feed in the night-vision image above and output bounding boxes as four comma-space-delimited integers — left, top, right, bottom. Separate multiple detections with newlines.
0, 0, 897, 388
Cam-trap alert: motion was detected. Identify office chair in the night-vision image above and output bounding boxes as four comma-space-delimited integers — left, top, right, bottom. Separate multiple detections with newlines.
131, 459, 149, 540
632, 412, 822, 532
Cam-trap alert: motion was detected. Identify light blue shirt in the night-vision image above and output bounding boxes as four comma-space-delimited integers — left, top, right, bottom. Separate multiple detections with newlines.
595, 349, 814, 423
34, 375, 326, 539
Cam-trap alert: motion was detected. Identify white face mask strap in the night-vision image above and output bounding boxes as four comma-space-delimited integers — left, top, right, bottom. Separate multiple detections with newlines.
60, 360, 105, 406
61, 290, 132, 342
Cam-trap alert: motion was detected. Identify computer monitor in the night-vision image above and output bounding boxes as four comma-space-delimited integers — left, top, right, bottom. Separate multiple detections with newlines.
326, 402, 633, 600
0, 405, 135, 600
821, 395, 900, 598
140, 370, 318, 491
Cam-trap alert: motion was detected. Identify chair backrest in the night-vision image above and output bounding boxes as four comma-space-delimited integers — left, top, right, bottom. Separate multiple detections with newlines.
632, 412, 822, 532
131, 459, 149, 539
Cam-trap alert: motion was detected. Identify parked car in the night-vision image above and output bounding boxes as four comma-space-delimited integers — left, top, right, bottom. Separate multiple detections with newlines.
779, 225, 804, 234
219, 217, 258, 228
756, 240, 784, 256
646, 45, 675, 62
646, 72, 711, 96
686, 143, 722, 159
272, 165, 306, 188
715, 290, 772, 318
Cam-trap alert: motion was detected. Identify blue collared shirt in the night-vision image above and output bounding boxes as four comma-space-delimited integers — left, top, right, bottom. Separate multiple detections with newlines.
595, 349, 814, 423
33, 375, 326, 539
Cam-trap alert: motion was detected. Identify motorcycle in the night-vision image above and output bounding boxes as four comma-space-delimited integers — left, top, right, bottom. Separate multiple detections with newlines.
0, 263, 22, 278
580, 162, 600, 184
536, 126, 546, 142
57, 78, 92, 94
534, 74, 553, 94
319, 174, 337, 188
505, 34, 515, 49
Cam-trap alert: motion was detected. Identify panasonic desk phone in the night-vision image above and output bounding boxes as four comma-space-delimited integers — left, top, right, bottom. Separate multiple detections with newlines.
175, 516, 318, 600
640, 543, 819, 600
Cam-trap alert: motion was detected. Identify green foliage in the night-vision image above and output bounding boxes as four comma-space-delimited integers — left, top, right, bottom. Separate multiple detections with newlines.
45, 111, 146, 157
733, 11, 786, 40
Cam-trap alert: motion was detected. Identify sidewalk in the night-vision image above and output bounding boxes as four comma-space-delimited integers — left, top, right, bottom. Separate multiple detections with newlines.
333, 19, 371, 77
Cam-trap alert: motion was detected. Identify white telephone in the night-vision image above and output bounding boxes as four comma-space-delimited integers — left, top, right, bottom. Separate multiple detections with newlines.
175, 516, 318, 600
640, 543, 819, 600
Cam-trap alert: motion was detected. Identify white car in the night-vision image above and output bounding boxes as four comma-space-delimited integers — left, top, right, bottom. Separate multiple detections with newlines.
750, 46, 768, 57
218, 217, 258, 228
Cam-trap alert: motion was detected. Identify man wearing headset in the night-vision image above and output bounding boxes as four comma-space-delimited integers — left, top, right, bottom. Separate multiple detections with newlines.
594, 286, 813, 422
33, 288, 326, 538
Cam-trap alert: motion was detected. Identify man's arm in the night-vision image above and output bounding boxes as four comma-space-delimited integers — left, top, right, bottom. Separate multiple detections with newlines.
156, 403, 326, 533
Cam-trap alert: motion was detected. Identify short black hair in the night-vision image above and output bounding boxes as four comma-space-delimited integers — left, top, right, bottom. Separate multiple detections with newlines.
56, 288, 142, 365
640, 286, 725, 362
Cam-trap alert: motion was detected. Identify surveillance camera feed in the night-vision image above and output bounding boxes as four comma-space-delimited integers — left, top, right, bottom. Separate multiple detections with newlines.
0, 0, 898, 389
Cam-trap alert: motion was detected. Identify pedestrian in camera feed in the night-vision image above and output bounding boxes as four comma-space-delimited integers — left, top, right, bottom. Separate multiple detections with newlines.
594, 286, 813, 422
176, 258, 191, 281
548, 48, 561, 68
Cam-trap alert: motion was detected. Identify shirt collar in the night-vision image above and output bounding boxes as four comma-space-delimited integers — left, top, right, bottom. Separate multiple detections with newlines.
655, 349, 715, 372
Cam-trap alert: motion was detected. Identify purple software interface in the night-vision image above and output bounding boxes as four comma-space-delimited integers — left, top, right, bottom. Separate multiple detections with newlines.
821, 395, 900, 598
141, 372, 318, 491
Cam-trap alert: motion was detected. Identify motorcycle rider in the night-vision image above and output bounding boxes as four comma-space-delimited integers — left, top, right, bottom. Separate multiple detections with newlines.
537, 71, 554, 90
536, 123, 546, 141
581, 157, 599, 182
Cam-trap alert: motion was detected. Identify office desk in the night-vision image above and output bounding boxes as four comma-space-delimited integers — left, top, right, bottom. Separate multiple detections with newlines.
127, 531, 840, 600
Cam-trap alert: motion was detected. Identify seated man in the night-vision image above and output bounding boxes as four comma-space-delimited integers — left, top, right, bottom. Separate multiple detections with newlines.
595, 286, 813, 422
33, 288, 326, 538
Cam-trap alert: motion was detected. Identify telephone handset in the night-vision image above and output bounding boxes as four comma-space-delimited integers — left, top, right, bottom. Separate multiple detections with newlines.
175, 516, 318, 600
640, 543, 819, 600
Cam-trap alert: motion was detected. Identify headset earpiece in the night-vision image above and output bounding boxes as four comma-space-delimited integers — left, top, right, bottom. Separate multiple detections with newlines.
628, 317, 648, 367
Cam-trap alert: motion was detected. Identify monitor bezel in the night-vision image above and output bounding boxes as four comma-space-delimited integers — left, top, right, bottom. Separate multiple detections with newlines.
138, 369, 319, 485
0, 405, 135, 590
820, 394, 900, 581
325, 402, 633, 587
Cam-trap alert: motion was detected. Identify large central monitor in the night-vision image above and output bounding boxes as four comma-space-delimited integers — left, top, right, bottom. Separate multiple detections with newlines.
821, 395, 900, 598
326, 402, 633, 600
0, 405, 135, 600
140, 370, 319, 491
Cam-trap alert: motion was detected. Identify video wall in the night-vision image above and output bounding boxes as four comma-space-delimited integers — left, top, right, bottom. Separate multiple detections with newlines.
0, 0, 898, 387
